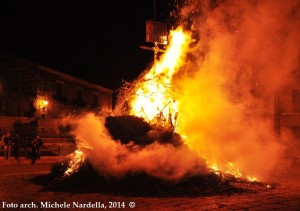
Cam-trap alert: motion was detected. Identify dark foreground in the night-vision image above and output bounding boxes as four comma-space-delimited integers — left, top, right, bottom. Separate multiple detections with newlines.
1, 163, 300, 210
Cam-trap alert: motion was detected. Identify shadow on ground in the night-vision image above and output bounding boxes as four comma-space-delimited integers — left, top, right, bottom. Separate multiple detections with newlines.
31, 161, 273, 198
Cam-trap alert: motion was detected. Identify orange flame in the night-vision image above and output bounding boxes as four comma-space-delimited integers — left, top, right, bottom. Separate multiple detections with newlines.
129, 27, 192, 129
64, 27, 259, 182
64, 0, 294, 182
64, 139, 93, 176
128, 27, 258, 181
64, 149, 85, 176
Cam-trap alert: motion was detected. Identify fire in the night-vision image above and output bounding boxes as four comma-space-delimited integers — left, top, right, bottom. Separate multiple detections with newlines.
129, 27, 192, 129
63, 0, 294, 183
64, 139, 93, 176
219, 162, 242, 178
247, 176, 257, 182
64, 27, 259, 182
64, 149, 85, 176
127, 27, 258, 181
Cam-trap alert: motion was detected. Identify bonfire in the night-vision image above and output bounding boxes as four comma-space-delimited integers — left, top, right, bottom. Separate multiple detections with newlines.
43, 0, 298, 195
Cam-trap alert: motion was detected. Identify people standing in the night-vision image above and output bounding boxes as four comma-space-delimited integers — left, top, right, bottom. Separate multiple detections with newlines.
36, 135, 43, 159
29, 138, 39, 164
0, 133, 3, 156
12, 133, 20, 162
3, 132, 13, 160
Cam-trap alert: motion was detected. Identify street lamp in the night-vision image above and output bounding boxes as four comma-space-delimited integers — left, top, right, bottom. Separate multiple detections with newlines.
40, 100, 48, 108
34, 95, 50, 118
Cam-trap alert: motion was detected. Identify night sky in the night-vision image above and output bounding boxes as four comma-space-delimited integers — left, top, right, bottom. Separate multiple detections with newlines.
0, 0, 173, 90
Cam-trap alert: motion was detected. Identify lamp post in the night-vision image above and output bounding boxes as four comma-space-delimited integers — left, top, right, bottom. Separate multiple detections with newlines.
39, 99, 48, 118
35, 96, 49, 118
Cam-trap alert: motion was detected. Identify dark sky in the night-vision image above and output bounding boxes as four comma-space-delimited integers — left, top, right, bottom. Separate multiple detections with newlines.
0, 0, 173, 90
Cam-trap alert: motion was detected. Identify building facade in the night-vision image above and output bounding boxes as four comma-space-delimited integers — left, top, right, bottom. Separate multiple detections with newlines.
0, 54, 113, 135
0, 54, 113, 118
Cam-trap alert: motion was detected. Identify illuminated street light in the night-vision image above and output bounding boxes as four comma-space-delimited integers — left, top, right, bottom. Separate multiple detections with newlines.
38, 99, 48, 109
34, 95, 50, 118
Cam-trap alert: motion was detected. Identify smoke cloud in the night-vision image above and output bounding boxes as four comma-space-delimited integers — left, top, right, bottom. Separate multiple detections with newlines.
64, 113, 208, 180
175, 0, 300, 180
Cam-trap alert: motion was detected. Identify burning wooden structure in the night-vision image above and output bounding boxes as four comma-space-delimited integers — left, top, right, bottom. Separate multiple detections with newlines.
45, 0, 300, 192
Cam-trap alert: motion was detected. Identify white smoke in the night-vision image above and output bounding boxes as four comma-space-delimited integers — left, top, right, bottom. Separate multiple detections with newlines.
64, 113, 209, 180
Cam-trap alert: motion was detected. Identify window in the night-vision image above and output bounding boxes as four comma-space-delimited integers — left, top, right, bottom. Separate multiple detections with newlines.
292, 90, 300, 112
94, 95, 98, 106
72, 88, 86, 106
290, 126, 300, 140
56, 83, 62, 97
77, 89, 82, 101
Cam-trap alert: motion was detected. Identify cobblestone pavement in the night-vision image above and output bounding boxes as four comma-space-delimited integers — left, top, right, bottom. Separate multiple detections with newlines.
1, 164, 300, 210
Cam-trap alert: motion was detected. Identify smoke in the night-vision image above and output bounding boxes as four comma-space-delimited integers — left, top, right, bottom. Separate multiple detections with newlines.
64, 113, 208, 180
175, 0, 300, 180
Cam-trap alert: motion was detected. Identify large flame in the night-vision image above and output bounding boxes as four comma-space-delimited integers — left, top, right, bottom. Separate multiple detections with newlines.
129, 28, 192, 129
128, 27, 251, 179
126, 19, 286, 180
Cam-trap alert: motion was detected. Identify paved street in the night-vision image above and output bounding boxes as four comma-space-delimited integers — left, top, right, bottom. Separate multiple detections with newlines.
1, 163, 300, 210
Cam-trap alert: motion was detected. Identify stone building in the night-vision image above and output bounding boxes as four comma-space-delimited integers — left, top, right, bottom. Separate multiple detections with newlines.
0, 53, 113, 135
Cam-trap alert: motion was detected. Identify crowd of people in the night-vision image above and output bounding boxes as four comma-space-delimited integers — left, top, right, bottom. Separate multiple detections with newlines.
0, 132, 43, 164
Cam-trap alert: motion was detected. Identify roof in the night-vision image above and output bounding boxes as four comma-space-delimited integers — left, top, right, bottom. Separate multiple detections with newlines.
0, 53, 113, 94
